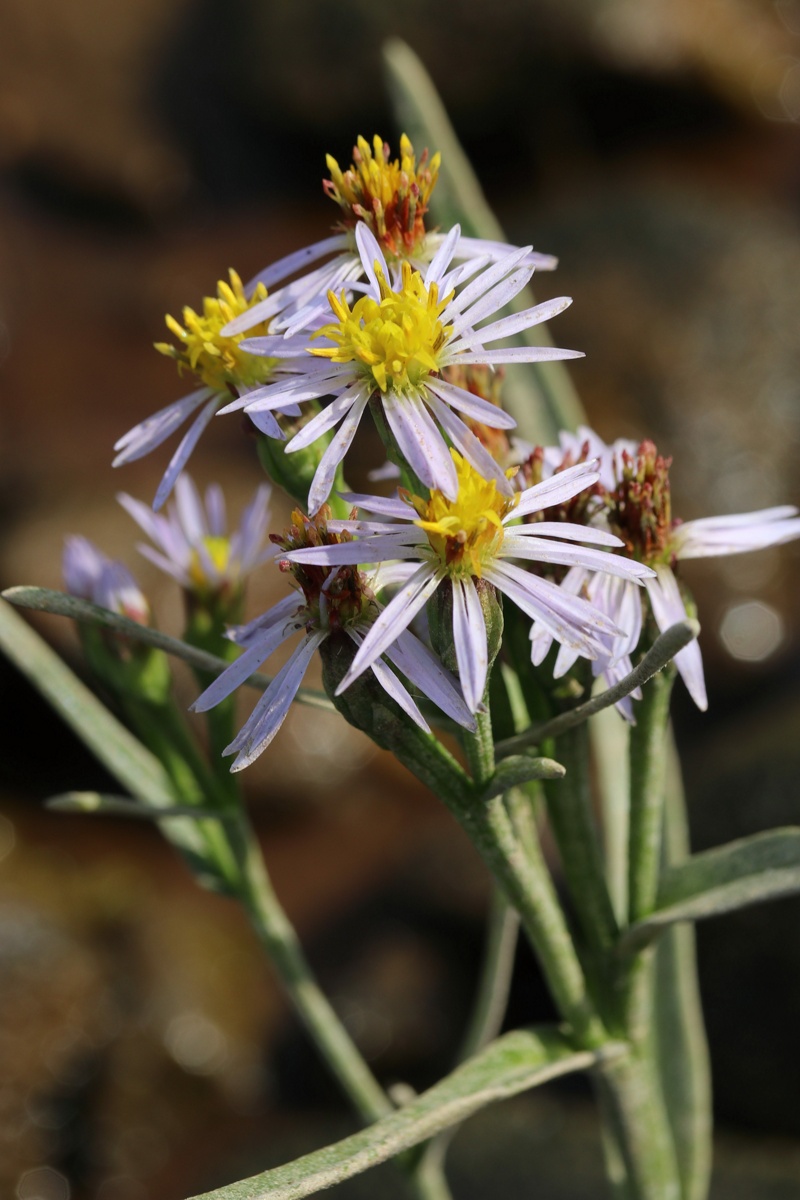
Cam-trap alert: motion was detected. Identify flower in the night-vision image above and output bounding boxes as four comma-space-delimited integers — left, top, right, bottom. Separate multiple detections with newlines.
532, 427, 800, 710
113, 271, 298, 510
279, 452, 655, 712
63, 536, 150, 624
190, 506, 476, 771
223, 222, 583, 514
117, 473, 275, 600
221, 134, 558, 339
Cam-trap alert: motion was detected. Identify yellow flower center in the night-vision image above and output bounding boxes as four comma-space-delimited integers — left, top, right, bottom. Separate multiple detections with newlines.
188, 535, 232, 590
310, 260, 451, 394
155, 270, 277, 393
411, 452, 517, 578
323, 133, 440, 258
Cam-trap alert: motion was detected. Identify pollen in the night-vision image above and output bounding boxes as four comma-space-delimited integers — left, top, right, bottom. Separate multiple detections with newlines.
155, 270, 277, 393
310, 260, 451, 395
411, 452, 516, 578
323, 133, 441, 258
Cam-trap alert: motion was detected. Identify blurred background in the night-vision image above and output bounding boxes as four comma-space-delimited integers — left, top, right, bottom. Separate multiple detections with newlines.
2, 2, 800, 1198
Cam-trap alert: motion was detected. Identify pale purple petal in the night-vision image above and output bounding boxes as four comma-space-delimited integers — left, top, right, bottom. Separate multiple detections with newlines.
502, 535, 654, 581
228, 630, 328, 770
153, 397, 219, 511
384, 628, 475, 730
355, 223, 390, 297
191, 618, 299, 713
335, 562, 444, 693
285, 384, 366, 453
510, 522, 623, 547
113, 388, 213, 463
485, 560, 619, 657
244, 235, 349, 294
453, 235, 558, 271
174, 474, 207, 543
307, 391, 371, 515
645, 566, 707, 711
441, 247, 533, 322
337, 492, 416, 519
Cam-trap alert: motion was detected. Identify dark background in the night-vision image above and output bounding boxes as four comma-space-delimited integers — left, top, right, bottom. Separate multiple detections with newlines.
1, 3, 800, 1197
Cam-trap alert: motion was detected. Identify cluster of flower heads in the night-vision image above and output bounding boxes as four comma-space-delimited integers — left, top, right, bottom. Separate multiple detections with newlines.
93, 134, 800, 768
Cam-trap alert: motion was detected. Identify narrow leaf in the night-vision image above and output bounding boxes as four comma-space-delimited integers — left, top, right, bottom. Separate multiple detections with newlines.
382, 38, 584, 441
186, 1027, 612, 1200
620, 826, 800, 953
2, 586, 334, 711
480, 755, 565, 802
495, 621, 700, 759
47, 792, 224, 820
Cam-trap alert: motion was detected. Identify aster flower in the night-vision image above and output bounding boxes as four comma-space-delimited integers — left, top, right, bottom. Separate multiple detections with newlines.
63, 536, 150, 624
530, 428, 800, 711
279, 452, 655, 713
117, 473, 274, 600
221, 222, 583, 514
113, 271, 299, 510
222, 134, 558, 340
191, 507, 476, 771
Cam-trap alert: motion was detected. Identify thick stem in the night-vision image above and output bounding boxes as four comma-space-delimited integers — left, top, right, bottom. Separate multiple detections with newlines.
628, 669, 675, 924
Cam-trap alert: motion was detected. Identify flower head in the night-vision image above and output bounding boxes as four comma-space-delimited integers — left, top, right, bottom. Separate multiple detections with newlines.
63, 536, 150, 625
323, 134, 440, 259
220, 134, 558, 342
280, 452, 654, 711
113, 271, 295, 511
532, 426, 800, 710
117, 473, 274, 602
190, 507, 475, 770
231, 223, 582, 514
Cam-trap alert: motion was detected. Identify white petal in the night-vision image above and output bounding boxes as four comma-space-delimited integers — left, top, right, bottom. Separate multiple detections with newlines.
454, 235, 558, 271
502, 535, 654, 581
447, 267, 535, 339
445, 346, 584, 365
510, 521, 622, 547
426, 378, 517, 429
337, 492, 416, 519
510, 460, 600, 520
425, 394, 513, 494
424, 223, 461, 286
452, 577, 489, 711
674, 508, 800, 559
245, 235, 348, 293
355, 223, 390, 297
174, 473, 207, 543
307, 391, 370, 514
365, 653, 431, 733
382, 392, 458, 499
285, 383, 366, 453
441, 246, 533, 322
451, 296, 572, 348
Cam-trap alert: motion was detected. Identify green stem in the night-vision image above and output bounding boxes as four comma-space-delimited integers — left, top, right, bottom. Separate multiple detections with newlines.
628, 669, 675, 924
545, 724, 619, 960
230, 815, 453, 1200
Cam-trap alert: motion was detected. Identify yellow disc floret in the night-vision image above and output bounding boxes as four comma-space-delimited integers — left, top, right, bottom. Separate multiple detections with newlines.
188, 535, 232, 591
411, 452, 517, 578
155, 270, 276, 393
323, 133, 441, 258
310, 260, 451, 394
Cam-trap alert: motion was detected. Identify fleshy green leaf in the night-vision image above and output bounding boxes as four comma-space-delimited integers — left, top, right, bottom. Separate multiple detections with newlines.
186, 1027, 612, 1200
46, 792, 224, 820
382, 38, 584, 442
620, 826, 800, 953
479, 755, 565, 802
2, 586, 333, 711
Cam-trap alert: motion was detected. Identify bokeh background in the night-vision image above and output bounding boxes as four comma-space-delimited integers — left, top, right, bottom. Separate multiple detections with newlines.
2, 3, 800, 1198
